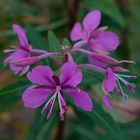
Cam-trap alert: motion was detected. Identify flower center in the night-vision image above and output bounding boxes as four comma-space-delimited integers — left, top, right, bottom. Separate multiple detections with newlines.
41, 85, 68, 120
52, 75, 60, 86
19, 46, 30, 53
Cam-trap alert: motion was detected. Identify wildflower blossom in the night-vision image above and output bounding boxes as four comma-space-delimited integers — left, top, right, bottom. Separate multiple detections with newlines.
70, 10, 120, 53
79, 51, 136, 108
87, 52, 136, 98
22, 61, 92, 120
102, 66, 136, 109
3, 24, 56, 75
2, 9, 136, 117
102, 67, 136, 98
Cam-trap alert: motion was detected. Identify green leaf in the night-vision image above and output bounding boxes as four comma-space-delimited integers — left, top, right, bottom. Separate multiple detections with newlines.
0, 80, 30, 96
26, 25, 48, 51
83, 0, 126, 28
26, 25, 50, 65
121, 121, 140, 138
63, 37, 72, 48
0, 80, 30, 110
48, 31, 62, 52
68, 99, 125, 140
27, 108, 58, 140
68, 122, 110, 140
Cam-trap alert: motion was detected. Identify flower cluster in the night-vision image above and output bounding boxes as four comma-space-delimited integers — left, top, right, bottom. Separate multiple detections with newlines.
3, 10, 136, 120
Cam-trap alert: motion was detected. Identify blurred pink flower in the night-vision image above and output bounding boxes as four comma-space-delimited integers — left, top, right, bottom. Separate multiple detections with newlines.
3, 24, 55, 75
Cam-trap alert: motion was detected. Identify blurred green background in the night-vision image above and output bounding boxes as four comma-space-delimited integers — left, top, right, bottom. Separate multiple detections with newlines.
0, 0, 140, 140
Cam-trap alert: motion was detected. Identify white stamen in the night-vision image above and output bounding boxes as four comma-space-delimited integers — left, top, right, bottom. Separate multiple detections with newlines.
3, 49, 15, 53
117, 74, 136, 79
57, 91, 65, 120
41, 92, 57, 114
116, 79, 128, 100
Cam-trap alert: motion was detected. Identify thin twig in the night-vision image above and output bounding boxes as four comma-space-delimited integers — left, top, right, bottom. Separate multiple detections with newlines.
54, 117, 66, 140
69, 0, 79, 29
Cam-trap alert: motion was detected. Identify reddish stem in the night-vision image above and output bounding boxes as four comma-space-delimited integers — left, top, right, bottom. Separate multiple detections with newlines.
54, 117, 66, 140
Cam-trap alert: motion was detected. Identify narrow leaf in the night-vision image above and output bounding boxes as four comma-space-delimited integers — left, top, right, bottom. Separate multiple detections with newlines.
48, 31, 62, 52
27, 108, 58, 140
0, 80, 30, 96
68, 99, 125, 140
63, 37, 72, 48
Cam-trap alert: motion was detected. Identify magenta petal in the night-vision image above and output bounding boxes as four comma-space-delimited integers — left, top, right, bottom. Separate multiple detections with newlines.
79, 64, 105, 73
103, 68, 116, 93
64, 88, 92, 111
102, 95, 112, 109
92, 53, 118, 65
111, 66, 129, 72
88, 52, 118, 68
3, 56, 12, 66
90, 27, 107, 38
91, 31, 120, 52
10, 49, 28, 61
88, 55, 107, 68
60, 61, 82, 87
83, 10, 101, 35
4, 49, 28, 74
12, 24, 29, 47
22, 86, 53, 108
13, 56, 39, 67
27, 65, 54, 85
10, 64, 23, 74
70, 22, 83, 41
66, 53, 73, 61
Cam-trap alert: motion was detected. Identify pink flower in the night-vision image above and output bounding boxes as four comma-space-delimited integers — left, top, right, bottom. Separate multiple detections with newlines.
70, 10, 120, 53
89, 53, 136, 98
22, 61, 92, 120
80, 52, 136, 108
88, 52, 136, 97
102, 65, 136, 109
102, 67, 136, 98
3, 24, 55, 75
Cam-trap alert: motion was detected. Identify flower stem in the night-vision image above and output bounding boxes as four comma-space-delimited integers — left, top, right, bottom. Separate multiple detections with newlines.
54, 114, 66, 140
69, 0, 79, 29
